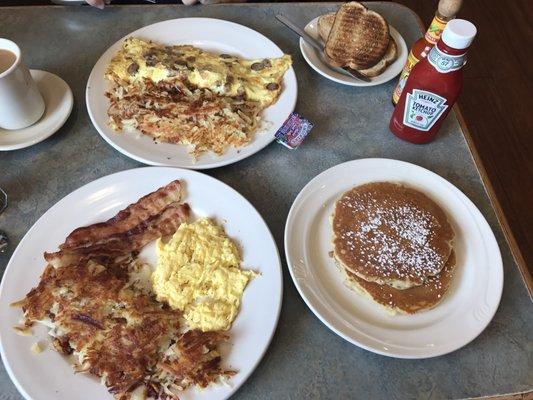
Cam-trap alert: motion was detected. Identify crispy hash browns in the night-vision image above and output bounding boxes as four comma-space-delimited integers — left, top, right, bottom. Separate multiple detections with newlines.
106, 79, 262, 158
16, 180, 236, 400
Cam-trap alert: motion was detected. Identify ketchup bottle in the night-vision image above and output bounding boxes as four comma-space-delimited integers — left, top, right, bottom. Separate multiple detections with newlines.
389, 19, 476, 144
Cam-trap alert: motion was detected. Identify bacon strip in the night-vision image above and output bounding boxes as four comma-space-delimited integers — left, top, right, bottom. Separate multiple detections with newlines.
45, 203, 190, 268
60, 180, 182, 250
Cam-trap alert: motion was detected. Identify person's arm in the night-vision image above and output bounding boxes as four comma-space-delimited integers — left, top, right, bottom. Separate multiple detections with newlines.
85, 0, 244, 8
86, 0, 105, 8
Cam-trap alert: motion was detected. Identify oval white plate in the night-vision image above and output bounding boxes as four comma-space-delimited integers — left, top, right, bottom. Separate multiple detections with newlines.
0, 167, 283, 400
86, 18, 297, 169
285, 158, 503, 359
0, 70, 73, 151
300, 17, 408, 87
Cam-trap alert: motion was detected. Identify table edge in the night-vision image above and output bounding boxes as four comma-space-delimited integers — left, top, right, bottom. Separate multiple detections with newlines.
453, 106, 532, 296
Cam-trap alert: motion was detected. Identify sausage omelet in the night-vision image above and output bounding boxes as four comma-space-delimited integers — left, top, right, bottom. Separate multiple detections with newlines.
104, 38, 292, 158
107, 38, 291, 108
152, 219, 256, 332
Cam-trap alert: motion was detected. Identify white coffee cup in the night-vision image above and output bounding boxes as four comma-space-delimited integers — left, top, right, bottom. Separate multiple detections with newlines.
0, 39, 45, 130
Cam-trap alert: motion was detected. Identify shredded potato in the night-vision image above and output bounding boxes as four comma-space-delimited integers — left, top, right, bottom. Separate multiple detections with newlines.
105, 64, 265, 159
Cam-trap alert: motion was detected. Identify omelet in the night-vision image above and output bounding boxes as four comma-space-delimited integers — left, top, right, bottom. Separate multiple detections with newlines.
106, 37, 292, 108
152, 218, 256, 332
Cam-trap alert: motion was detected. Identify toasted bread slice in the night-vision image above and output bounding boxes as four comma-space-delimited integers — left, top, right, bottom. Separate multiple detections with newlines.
324, 2, 390, 70
357, 36, 397, 77
318, 12, 336, 43
318, 10, 398, 77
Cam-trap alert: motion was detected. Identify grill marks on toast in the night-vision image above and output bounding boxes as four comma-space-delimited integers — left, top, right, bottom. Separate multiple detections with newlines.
324, 2, 390, 70
318, 12, 336, 43
357, 37, 397, 78
318, 9, 398, 78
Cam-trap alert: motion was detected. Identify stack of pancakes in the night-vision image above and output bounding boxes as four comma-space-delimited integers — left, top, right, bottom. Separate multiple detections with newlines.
331, 182, 456, 314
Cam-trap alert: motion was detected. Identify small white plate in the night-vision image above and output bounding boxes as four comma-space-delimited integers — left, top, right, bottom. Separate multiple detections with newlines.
300, 17, 408, 86
86, 18, 297, 169
0, 70, 73, 151
0, 167, 283, 400
284, 158, 503, 359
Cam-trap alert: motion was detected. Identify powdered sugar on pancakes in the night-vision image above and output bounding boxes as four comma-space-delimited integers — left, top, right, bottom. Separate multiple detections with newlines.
332, 182, 454, 290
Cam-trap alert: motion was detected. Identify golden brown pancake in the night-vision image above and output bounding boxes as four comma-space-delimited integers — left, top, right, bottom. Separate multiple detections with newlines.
332, 182, 454, 289
341, 251, 456, 314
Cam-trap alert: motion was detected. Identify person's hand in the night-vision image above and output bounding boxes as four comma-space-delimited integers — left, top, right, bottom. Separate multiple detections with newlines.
86, 0, 105, 9
183, 0, 246, 4
85, 0, 244, 8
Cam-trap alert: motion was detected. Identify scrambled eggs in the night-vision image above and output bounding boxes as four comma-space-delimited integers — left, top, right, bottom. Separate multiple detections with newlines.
152, 219, 255, 332
106, 38, 292, 108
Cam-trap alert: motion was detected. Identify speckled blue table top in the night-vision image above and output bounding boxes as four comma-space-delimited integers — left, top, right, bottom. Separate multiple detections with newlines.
0, 3, 531, 399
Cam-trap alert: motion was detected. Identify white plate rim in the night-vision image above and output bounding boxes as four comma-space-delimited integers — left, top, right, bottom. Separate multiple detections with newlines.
0, 166, 283, 400
284, 158, 504, 359
0, 70, 73, 151
86, 17, 297, 169
299, 17, 408, 87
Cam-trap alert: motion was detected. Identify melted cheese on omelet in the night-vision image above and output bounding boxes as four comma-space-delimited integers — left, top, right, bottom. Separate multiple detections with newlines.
152, 219, 255, 332
106, 38, 291, 108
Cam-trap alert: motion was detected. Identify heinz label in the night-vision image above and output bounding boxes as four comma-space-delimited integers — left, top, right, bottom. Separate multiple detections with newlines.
403, 89, 448, 131
428, 46, 465, 73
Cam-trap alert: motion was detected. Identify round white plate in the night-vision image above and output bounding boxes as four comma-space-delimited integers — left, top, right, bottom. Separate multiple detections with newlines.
86, 18, 297, 169
285, 158, 503, 359
300, 17, 408, 87
0, 70, 73, 151
0, 167, 283, 400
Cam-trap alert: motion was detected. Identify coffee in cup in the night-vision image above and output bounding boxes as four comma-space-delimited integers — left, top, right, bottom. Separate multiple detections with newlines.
0, 49, 17, 74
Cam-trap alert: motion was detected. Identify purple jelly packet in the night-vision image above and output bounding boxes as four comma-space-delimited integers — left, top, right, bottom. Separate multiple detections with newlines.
275, 112, 314, 149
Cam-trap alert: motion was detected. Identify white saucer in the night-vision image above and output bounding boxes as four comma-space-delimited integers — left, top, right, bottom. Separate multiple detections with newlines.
300, 17, 408, 87
0, 70, 73, 151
